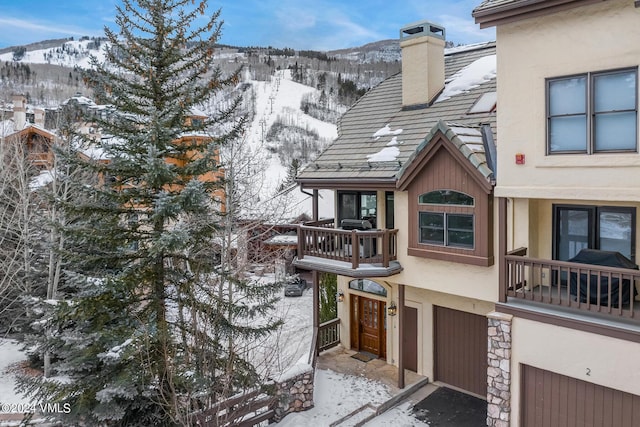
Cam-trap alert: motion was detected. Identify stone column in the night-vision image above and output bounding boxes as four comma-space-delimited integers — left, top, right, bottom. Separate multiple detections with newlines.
487, 311, 513, 427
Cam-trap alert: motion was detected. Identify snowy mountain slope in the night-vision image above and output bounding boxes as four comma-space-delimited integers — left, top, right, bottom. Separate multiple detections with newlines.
2, 38, 342, 220
227, 69, 336, 220
0, 39, 108, 68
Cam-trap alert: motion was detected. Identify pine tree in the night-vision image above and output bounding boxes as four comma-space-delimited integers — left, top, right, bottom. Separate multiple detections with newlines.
18, 1, 282, 425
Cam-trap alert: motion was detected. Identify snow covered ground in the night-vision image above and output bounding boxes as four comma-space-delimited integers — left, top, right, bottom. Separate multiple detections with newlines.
0, 276, 425, 426
276, 369, 427, 427
0, 340, 27, 406
0, 40, 108, 68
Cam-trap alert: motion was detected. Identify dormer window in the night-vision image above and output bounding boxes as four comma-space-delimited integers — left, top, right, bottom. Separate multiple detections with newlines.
418, 190, 475, 249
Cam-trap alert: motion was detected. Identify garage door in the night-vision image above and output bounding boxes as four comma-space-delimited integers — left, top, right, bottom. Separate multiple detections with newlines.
522, 365, 640, 426
433, 306, 487, 396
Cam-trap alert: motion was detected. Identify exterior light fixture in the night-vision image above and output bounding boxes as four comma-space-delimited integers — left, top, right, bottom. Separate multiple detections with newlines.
337, 291, 345, 303
387, 301, 397, 316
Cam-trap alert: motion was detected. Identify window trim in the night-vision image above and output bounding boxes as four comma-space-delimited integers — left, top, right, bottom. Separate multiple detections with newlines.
546, 67, 638, 155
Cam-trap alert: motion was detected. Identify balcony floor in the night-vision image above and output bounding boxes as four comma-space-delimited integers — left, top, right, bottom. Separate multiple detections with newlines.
293, 256, 403, 278
505, 282, 640, 333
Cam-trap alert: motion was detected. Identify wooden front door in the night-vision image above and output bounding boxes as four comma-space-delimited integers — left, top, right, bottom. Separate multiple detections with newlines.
350, 295, 386, 359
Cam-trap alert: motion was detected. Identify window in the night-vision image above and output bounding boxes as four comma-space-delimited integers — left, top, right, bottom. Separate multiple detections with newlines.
349, 279, 387, 297
419, 212, 474, 248
338, 191, 376, 227
385, 191, 394, 229
417, 190, 475, 249
419, 190, 474, 206
468, 91, 497, 114
547, 68, 637, 154
553, 205, 636, 262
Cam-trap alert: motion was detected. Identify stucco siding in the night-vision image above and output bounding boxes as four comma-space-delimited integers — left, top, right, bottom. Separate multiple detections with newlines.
495, 0, 640, 201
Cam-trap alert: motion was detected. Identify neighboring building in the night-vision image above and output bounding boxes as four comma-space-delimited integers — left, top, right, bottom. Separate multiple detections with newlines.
473, 0, 640, 425
1, 94, 224, 202
1, 95, 56, 170
295, 21, 499, 396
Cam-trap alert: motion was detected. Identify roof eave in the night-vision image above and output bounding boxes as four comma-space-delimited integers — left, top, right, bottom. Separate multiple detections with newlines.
473, 0, 608, 28
296, 177, 397, 191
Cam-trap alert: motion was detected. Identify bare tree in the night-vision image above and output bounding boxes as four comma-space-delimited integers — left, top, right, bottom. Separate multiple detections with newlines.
0, 133, 46, 334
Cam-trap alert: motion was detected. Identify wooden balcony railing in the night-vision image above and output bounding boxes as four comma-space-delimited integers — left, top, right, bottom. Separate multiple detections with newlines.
297, 224, 398, 269
318, 318, 340, 352
505, 252, 640, 320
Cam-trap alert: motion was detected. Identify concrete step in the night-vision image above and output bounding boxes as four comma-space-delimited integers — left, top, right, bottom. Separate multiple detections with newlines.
330, 404, 376, 427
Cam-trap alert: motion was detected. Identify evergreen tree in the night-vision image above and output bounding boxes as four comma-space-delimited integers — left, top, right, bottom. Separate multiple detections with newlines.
18, 1, 281, 425
319, 272, 337, 323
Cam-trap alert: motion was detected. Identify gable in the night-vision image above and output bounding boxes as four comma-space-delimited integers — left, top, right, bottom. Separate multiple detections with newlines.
397, 130, 493, 194
14, 126, 55, 142
407, 145, 488, 200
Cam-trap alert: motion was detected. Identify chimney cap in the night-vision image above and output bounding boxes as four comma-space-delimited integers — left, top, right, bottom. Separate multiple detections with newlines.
400, 21, 445, 41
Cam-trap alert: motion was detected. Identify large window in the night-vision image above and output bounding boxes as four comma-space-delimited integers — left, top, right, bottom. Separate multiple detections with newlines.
547, 68, 637, 154
418, 190, 475, 249
553, 205, 636, 262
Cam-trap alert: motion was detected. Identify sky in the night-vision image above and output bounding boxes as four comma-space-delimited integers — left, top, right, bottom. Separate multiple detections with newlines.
0, 0, 494, 51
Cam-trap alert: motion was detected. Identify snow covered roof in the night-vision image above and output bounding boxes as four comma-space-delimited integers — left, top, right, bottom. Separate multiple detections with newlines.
396, 121, 493, 186
263, 234, 298, 246
63, 94, 97, 106
297, 42, 497, 185
188, 106, 208, 118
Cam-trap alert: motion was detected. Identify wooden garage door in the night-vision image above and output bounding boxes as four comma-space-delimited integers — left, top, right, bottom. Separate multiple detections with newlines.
433, 306, 487, 396
522, 365, 640, 427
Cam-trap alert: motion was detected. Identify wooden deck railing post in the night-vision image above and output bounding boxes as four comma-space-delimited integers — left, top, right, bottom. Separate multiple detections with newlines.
351, 230, 359, 269
297, 225, 304, 260
382, 230, 390, 267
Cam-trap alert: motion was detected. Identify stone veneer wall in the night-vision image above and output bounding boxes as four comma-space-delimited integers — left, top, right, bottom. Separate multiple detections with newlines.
487, 311, 513, 427
273, 368, 314, 422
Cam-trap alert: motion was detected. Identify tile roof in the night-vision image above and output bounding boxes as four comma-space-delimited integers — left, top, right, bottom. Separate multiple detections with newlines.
297, 42, 497, 184
473, 0, 522, 13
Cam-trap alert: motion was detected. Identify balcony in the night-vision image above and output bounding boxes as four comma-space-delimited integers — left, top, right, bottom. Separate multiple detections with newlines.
293, 219, 402, 277
503, 248, 640, 331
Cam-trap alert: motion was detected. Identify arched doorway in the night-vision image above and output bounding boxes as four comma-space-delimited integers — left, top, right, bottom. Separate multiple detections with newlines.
348, 279, 387, 359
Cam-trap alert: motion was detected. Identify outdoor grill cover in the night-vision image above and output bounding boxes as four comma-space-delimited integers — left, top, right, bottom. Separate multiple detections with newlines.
568, 249, 638, 307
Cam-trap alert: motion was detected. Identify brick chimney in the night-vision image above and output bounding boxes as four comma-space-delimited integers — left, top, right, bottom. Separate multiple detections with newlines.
400, 21, 446, 107
12, 94, 26, 130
